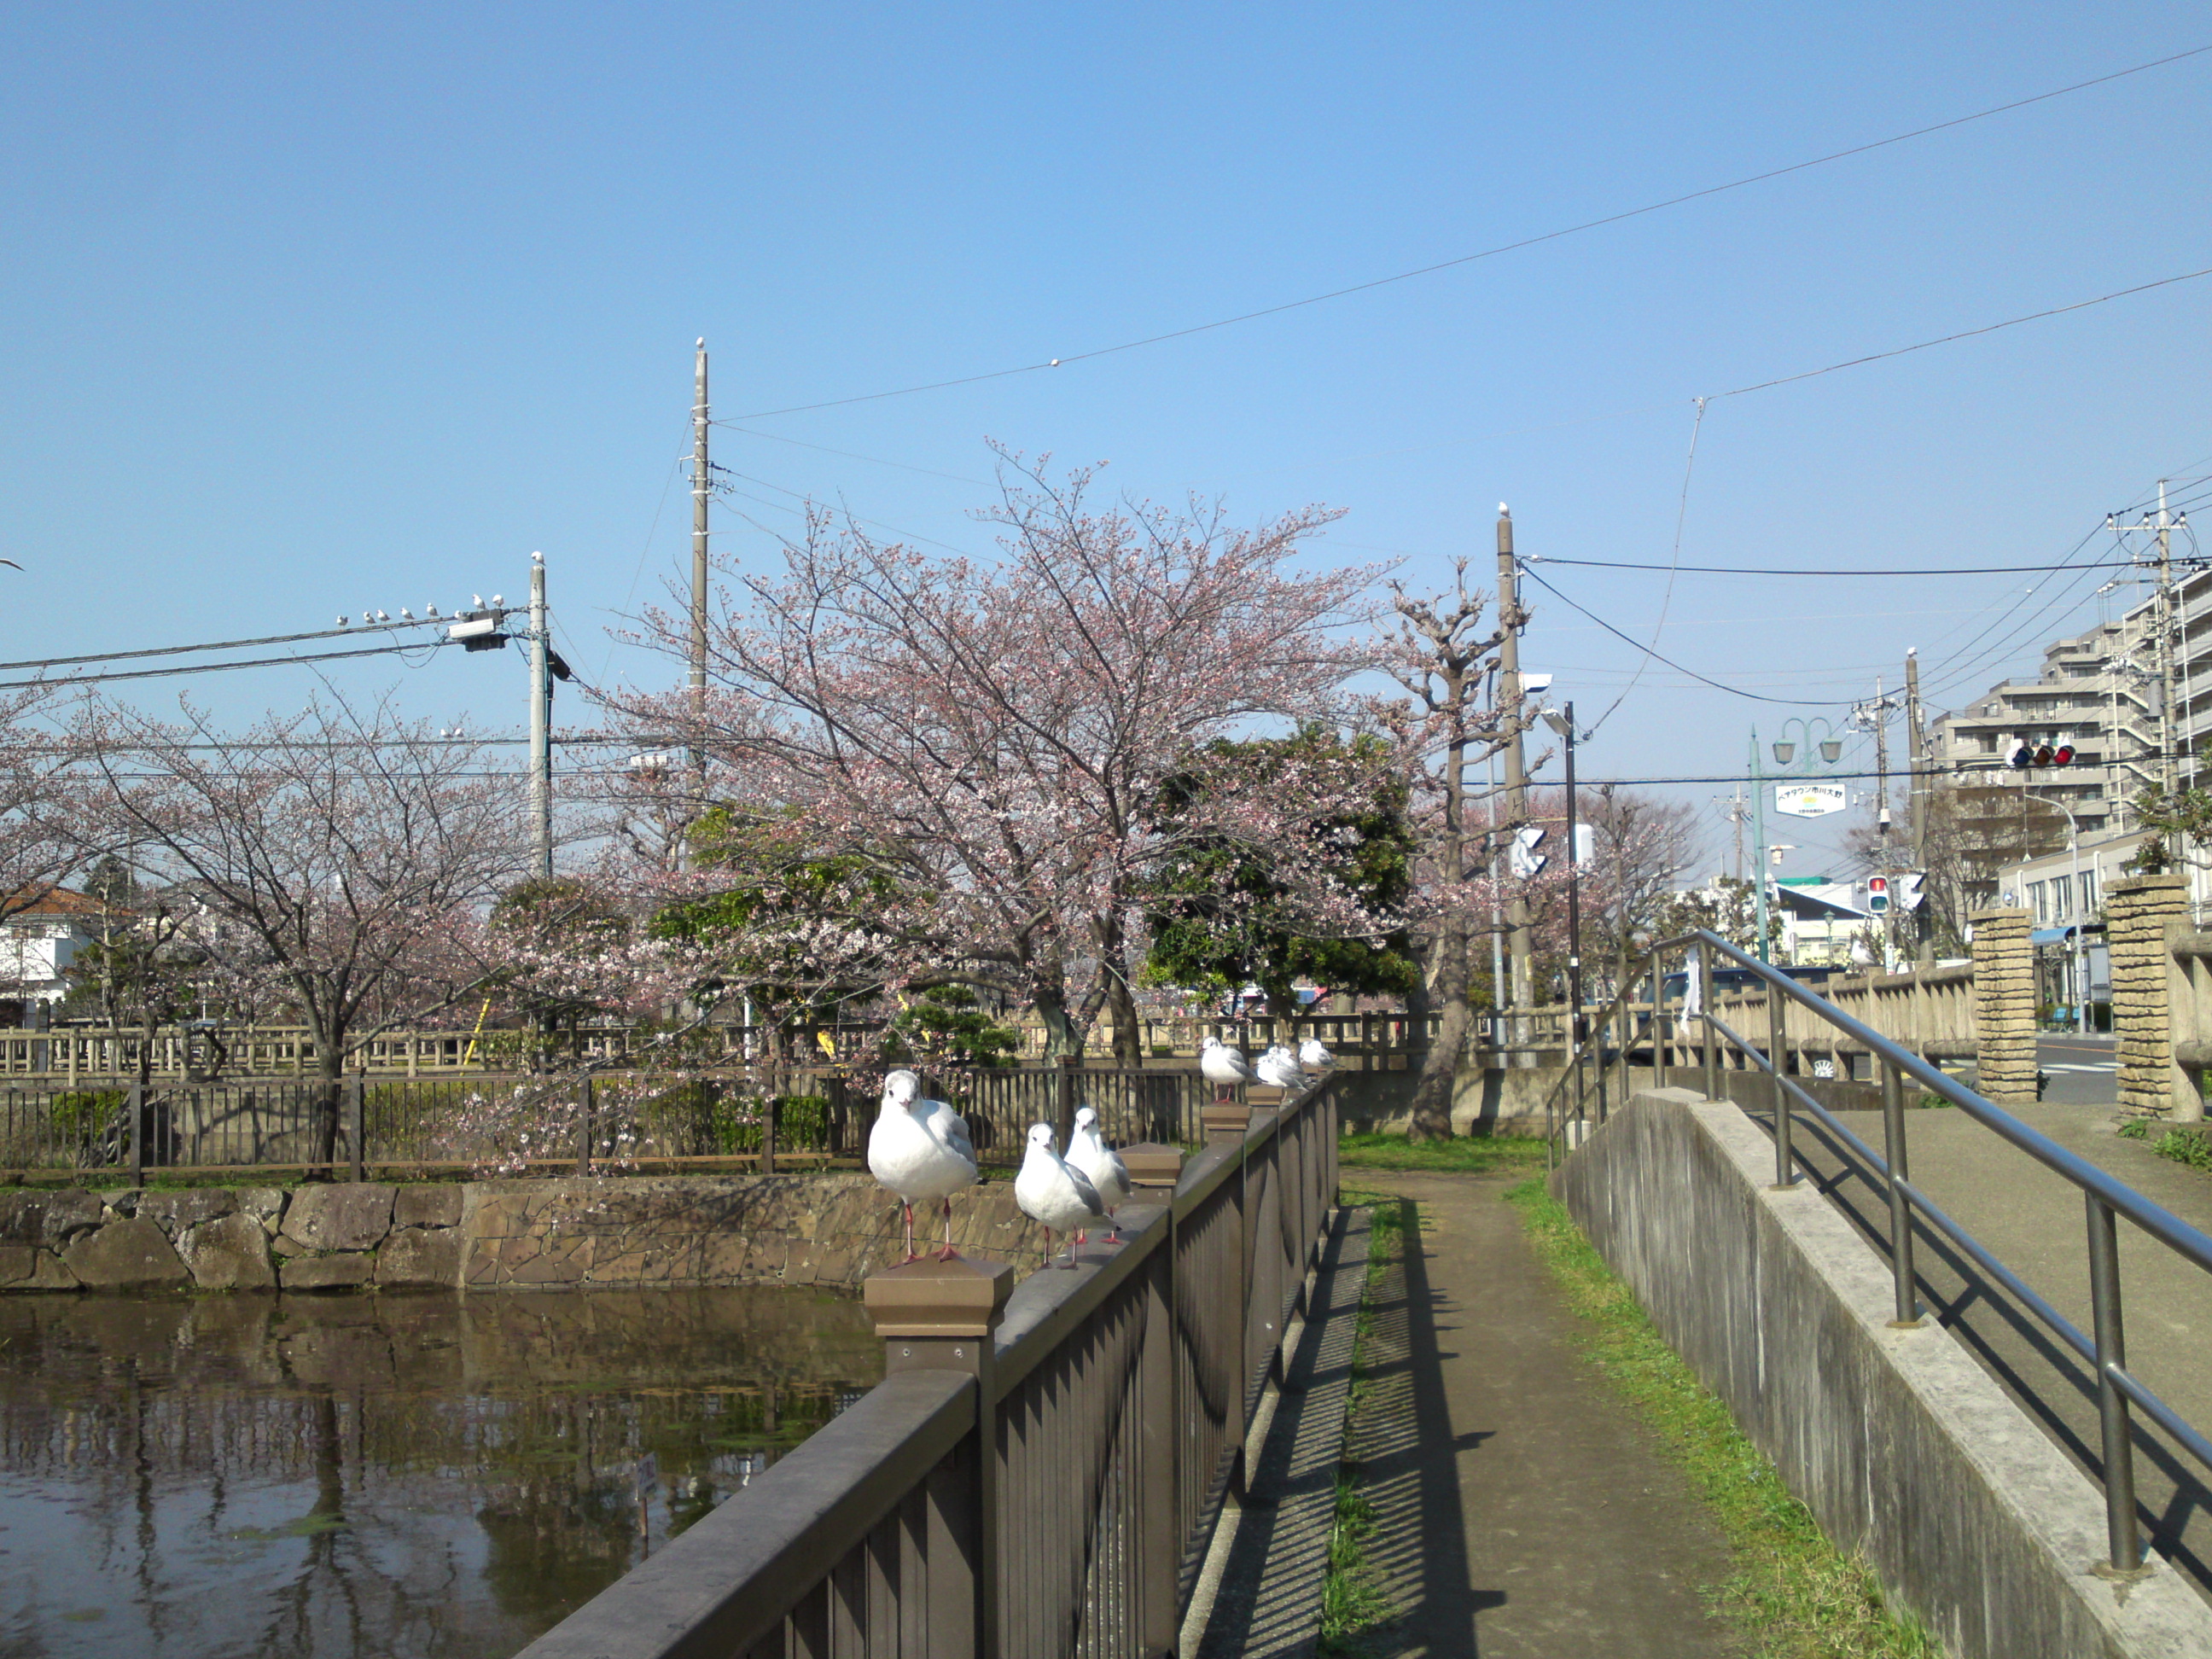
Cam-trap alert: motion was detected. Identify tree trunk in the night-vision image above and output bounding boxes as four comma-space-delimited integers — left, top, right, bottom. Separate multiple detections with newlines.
1406, 916, 1467, 1140
312, 1032, 344, 1179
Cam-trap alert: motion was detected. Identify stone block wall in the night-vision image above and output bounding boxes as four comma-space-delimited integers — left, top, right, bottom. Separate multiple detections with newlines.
1968, 906, 2036, 1104
0, 1173, 1058, 1295
2108, 873, 2195, 1121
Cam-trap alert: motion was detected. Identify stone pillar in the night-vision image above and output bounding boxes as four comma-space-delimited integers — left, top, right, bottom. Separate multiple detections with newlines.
1969, 906, 2037, 1104
2107, 873, 2194, 1121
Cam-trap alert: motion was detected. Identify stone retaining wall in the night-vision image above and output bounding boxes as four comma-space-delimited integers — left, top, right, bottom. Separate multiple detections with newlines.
0, 1173, 1057, 1295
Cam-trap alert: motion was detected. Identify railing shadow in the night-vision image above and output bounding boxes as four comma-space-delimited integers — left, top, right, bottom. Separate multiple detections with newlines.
1352, 1198, 1500, 1655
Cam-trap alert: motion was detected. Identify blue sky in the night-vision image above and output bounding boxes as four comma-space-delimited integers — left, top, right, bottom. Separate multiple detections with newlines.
3, 3, 2207, 878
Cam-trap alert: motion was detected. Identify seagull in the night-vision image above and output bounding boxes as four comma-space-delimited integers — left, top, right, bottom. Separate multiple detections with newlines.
399, 608, 413, 620
1298, 1037, 1336, 1071
473, 593, 484, 608
375, 609, 389, 622
1256, 1045, 1309, 1090
1016, 1123, 1106, 1268
1067, 1106, 1131, 1243
1200, 1035, 1260, 1091
867, 1069, 979, 1263
425, 603, 439, 617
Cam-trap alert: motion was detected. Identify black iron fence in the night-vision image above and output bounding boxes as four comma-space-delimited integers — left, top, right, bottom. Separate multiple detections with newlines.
0, 1063, 1208, 1180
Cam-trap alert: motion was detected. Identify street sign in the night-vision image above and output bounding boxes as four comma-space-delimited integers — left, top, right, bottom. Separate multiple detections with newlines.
1509, 825, 1548, 877
1773, 783, 1847, 818
1897, 871, 1926, 911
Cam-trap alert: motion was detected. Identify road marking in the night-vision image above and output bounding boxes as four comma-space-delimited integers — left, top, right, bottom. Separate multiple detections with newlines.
2040, 1062, 2117, 1073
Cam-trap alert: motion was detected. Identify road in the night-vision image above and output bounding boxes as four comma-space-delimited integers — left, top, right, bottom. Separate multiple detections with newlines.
2037, 1033, 2116, 1104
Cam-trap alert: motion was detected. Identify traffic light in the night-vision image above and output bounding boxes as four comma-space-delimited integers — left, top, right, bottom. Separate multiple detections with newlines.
1867, 875, 1890, 915
2005, 738, 2075, 768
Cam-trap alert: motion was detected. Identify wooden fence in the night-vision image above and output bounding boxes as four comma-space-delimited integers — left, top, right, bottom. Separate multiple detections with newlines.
514, 1073, 1342, 1659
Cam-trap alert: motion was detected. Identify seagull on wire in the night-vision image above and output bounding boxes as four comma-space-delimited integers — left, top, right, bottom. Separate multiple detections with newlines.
1298, 1037, 1336, 1071
1256, 1045, 1309, 1090
1200, 1035, 1260, 1091
1016, 1123, 1107, 1268
867, 1069, 978, 1263
1068, 1106, 1132, 1243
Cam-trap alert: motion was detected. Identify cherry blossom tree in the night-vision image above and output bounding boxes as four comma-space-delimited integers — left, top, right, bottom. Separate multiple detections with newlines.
612, 452, 1385, 1061
81, 693, 531, 1169
0, 686, 96, 931
1371, 561, 1536, 1139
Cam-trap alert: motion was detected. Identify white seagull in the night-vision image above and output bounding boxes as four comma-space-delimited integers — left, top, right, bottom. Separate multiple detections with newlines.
1199, 1035, 1260, 1090
1068, 1105, 1132, 1243
867, 1069, 979, 1262
1255, 1045, 1309, 1090
1015, 1123, 1107, 1268
1298, 1037, 1336, 1071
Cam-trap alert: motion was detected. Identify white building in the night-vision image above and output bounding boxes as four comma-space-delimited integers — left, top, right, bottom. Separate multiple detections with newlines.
0, 888, 110, 1023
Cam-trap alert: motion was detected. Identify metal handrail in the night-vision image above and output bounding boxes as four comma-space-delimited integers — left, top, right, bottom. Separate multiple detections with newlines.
1547, 927, 2212, 1578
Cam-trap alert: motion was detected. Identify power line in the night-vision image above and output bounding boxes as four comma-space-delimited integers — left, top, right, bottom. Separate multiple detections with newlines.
0, 617, 459, 675
0, 638, 457, 693
1712, 266, 2212, 401
1530, 556, 2145, 578
1516, 561, 1854, 707
731, 45, 2212, 421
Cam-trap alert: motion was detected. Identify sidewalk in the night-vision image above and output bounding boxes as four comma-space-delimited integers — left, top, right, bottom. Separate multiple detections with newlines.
1334, 1169, 1737, 1658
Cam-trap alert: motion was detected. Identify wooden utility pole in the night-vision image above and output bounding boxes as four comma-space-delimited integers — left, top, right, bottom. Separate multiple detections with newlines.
1495, 506, 1533, 1042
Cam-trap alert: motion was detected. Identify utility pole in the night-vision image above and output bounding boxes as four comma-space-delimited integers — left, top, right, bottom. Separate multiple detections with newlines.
691, 340, 712, 720
2157, 480, 2179, 804
1495, 505, 1534, 1047
1713, 787, 1749, 882
1906, 648, 1931, 963
1751, 731, 1769, 963
528, 552, 553, 879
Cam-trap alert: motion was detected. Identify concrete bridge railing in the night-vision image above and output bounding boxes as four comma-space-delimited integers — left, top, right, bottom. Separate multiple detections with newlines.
512, 1073, 1341, 1659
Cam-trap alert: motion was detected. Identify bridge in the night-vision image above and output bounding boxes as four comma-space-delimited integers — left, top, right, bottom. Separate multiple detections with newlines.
494, 894, 2212, 1658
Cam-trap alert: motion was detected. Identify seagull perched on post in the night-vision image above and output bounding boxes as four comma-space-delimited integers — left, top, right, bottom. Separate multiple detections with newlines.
1067, 1105, 1131, 1243
1298, 1037, 1336, 1072
867, 1069, 978, 1263
1200, 1035, 1260, 1097
1016, 1123, 1107, 1268
1256, 1045, 1309, 1090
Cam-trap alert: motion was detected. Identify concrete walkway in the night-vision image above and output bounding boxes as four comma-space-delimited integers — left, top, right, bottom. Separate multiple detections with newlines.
1771, 1100, 2212, 1604
1336, 1169, 1738, 1658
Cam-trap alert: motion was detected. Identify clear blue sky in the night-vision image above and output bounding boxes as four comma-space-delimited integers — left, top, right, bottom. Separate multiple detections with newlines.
3, 4, 2207, 878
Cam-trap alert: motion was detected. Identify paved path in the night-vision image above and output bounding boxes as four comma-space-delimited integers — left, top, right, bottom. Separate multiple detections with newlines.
1336, 1169, 1738, 1658
1192, 1209, 1371, 1659
1770, 1100, 2212, 1602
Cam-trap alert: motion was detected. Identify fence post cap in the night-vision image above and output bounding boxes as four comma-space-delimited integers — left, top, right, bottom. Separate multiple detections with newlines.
864, 1255, 1016, 1338
1117, 1143, 1185, 1190
1246, 1085, 1289, 1108
1200, 1102, 1252, 1140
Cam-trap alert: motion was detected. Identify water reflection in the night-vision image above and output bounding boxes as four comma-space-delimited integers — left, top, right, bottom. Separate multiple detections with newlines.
0, 1286, 882, 1657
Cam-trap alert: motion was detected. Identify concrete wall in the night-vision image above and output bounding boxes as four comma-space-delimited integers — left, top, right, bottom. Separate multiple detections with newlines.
1555, 1087, 2212, 1659
0, 1173, 1055, 1295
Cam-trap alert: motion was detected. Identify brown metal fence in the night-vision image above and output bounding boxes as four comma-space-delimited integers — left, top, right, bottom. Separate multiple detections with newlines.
514, 1073, 1341, 1659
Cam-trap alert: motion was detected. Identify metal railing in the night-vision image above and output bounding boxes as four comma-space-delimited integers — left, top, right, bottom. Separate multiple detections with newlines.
0, 1065, 1208, 1180
515, 1074, 1341, 1659
1542, 928, 2212, 1578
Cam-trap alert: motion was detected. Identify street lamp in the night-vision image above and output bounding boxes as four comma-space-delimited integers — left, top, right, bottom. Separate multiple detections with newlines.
1754, 719, 1848, 965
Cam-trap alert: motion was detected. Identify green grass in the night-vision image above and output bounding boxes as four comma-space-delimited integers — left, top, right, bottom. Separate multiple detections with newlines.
2117, 1117, 2212, 1172
1336, 1131, 1548, 1174
1505, 1177, 1941, 1659
1316, 1190, 1406, 1655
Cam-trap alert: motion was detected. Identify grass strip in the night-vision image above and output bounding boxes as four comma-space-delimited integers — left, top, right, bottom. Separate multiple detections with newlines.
1337, 1130, 1548, 1174
1505, 1175, 1941, 1659
1315, 1188, 1405, 1655
2117, 1117, 2212, 1172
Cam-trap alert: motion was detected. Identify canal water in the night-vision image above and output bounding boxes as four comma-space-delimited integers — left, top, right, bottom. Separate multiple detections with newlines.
0, 1285, 883, 1657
